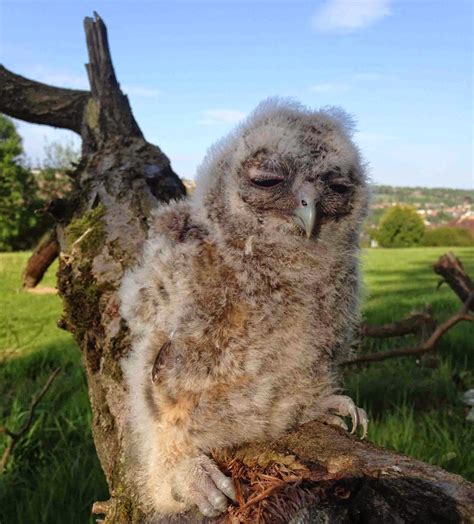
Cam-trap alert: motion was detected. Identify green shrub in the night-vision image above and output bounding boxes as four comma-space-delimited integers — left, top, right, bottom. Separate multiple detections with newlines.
374, 205, 426, 247
0, 116, 78, 252
0, 115, 50, 252
422, 226, 473, 247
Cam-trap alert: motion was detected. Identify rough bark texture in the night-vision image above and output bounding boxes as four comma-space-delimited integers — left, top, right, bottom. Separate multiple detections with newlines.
0, 65, 89, 133
22, 230, 59, 288
2, 13, 473, 524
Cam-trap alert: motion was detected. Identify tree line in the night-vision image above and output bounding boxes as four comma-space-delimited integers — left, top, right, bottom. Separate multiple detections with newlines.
1, 113, 472, 252
369, 205, 473, 248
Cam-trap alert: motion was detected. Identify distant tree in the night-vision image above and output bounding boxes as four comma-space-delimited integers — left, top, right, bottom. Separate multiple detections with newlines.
374, 205, 426, 247
36, 138, 79, 201
0, 114, 46, 251
43, 136, 80, 170
422, 227, 473, 247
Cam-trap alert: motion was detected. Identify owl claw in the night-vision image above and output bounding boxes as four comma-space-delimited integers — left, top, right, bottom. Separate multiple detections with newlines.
173, 455, 235, 517
321, 394, 369, 439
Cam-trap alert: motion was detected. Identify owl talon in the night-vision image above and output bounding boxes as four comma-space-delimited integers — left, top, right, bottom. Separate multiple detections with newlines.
321, 394, 369, 438
173, 455, 234, 516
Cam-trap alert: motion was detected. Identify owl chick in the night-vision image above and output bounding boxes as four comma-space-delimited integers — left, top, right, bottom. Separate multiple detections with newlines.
120, 98, 369, 519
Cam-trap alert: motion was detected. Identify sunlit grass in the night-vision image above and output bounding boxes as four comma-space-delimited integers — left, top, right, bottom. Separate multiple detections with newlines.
0, 247, 473, 523
347, 247, 474, 481
0, 253, 108, 524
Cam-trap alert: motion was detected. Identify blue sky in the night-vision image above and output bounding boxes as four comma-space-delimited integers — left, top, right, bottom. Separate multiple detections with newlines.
0, 0, 472, 188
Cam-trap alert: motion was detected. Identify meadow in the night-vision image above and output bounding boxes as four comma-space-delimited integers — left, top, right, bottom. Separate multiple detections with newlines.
1, 248, 473, 523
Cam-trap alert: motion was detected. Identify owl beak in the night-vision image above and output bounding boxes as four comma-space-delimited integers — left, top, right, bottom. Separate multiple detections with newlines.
292, 198, 317, 238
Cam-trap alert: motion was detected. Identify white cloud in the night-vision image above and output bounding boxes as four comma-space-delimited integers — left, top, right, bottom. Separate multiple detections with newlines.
311, 0, 392, 32
197, 109, 246, 126
25, 65, 161, 98
309, 82, 350, 93
28, 65, 89, 89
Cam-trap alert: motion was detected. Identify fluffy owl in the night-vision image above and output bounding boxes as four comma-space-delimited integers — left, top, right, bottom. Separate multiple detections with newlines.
119, 98, 369, 519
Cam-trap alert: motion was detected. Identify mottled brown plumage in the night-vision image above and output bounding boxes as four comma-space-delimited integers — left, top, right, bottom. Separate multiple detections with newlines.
119, 98, 370, 518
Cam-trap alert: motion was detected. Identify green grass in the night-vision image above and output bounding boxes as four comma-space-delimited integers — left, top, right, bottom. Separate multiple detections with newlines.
0, 253, 108, 524
347, 247, 474, 480
0, 248, 473, 523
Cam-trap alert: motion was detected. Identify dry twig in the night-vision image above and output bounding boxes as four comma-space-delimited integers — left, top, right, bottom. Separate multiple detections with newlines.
344, 293, 473, 366
0, 367, 61, 473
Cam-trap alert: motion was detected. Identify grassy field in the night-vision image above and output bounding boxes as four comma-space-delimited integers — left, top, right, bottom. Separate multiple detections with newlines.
1, 248, 473, 523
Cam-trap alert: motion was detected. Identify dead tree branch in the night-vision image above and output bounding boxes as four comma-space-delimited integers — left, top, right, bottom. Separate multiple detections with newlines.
0, 66, 89, 133
22, 230, 59, 289
361, 308, 436, 338
434, 252, 474, 311
0, 367, 60, 473
344, 258, 474, 366
82, 12, 143, 151
344, 299, 473, 366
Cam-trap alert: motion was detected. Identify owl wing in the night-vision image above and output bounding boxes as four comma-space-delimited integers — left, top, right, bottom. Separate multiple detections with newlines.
119, 199, 203, 340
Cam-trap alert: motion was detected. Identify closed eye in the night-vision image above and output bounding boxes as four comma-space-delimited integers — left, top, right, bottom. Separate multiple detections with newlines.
251, 178, 284, 189
330, 183, 351, 194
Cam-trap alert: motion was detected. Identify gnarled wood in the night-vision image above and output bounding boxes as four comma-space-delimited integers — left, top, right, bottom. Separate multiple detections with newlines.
82, 13, 143, 152
434, 252, 474, 311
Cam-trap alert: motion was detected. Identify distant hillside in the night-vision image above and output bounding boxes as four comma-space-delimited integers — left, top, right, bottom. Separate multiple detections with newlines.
369, 185, 473, 229
373, 185, 473, 208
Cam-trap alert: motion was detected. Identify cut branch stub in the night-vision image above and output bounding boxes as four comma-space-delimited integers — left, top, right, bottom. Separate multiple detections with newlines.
22, 230, 59, 289
82, 12, 143, 151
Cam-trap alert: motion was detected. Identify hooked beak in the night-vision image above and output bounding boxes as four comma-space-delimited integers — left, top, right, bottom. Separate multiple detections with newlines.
292, 198, 317, 238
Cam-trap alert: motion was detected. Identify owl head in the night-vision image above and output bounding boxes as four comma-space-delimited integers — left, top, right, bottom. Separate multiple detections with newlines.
192, 98, 369, 249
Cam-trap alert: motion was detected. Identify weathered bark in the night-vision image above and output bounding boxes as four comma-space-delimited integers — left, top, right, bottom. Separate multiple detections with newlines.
4, 13, 473, 523
22, 230, 59, 288
434, 253, 474, 311
0, 65, 89, 133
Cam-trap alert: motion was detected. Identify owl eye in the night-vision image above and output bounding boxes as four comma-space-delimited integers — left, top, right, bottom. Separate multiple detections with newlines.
251, 178, 284, 188
330, 183, 351, 194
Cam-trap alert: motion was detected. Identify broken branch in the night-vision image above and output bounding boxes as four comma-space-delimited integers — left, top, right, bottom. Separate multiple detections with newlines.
434, 252, 474, 311
22, 230, 59, 289
361, 308, 436, 338
344, 296, 473, 366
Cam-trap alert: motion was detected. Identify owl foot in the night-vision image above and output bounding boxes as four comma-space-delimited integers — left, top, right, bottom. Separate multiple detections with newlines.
173, 455, 237, 518
321, 394, 368, 438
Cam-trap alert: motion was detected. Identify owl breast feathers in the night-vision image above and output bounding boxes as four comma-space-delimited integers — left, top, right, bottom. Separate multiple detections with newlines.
119, 98, 369, 517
